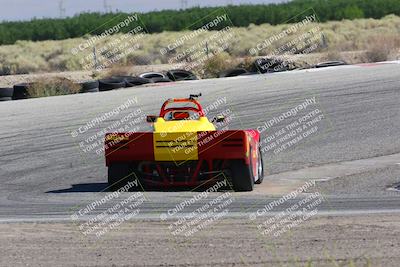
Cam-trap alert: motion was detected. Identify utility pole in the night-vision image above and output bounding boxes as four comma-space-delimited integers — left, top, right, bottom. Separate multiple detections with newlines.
180, 0, 188, 10
104, 0, 112, 13
59, 0, 66, 18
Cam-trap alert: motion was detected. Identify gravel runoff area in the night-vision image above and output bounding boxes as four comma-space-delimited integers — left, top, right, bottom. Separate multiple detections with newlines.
0, 214, 399, 267
312, 165, 400, 197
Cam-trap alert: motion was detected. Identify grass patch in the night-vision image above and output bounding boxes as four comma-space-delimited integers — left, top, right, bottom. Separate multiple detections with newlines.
201, 52, 237, 78
100, 65, 134, 79
363, 35, 400, 62
27, 77, 80, 98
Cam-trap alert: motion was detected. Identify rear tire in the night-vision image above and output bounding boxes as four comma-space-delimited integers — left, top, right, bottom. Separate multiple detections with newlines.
230, 159, 254, 192
254, 147, 264, 184
108, 163, 139, 191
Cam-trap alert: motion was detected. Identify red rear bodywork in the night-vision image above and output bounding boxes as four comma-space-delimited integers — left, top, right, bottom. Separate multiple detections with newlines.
105, 130, 260, 187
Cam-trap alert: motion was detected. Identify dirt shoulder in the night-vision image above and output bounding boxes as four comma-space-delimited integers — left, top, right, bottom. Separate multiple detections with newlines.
1, 214, 399, 266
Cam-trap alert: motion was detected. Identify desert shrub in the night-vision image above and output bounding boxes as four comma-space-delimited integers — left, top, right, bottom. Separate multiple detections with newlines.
0, 55, 46, 75
49, 54, 82, 71
324, 50, 344, 61
201, 52, 235, 78
27, 77, 80, 98
236, 56, 255, 70
363, 35, 400, 62
364, 46, 389, 62
0, 16, 400, 74
100, 65, 133, 78
123, 53, 150, 65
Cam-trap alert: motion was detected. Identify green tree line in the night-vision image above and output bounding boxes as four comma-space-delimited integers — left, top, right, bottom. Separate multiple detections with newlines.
0, 0, 399, 45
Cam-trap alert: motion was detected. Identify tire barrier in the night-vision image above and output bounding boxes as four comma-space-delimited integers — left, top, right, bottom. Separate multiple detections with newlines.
315, 61, 347, 68
0, 87, 14, 101
12, 83, 33, 100
150, 77, 172, 83
98, 78, 126, 91
251, 58, 291, 73
166, 69, 197, 81
3, 60, 309, 101
80, 80, 99, 93
111, 76, 152, 87
139, 72, 166, 79
219, 68, 249, 78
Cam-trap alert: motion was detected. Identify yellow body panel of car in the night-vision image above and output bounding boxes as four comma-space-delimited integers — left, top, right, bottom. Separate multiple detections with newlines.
153, 117, 216, 133
152, 117, 215, 161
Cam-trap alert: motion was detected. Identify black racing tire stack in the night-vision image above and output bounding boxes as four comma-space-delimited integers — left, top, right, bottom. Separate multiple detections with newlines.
139, 72, 171, 83
98, 78, 126, 91
12, 83, 32, 100
0, 87, 14, 101
112, 76, 152, 87
166, 69, 197, 81
79, 80, 99, 93
150, 77, 172, 83
219, 68, 249, 78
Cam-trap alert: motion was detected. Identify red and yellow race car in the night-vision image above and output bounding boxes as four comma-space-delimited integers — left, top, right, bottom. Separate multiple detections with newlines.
104, 94, 264, 191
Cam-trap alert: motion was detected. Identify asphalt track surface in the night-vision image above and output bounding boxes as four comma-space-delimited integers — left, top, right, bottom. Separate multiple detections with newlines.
0, 62, 399, 222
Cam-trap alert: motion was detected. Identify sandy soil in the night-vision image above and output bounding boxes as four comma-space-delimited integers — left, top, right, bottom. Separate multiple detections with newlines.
1, 214, 399, 266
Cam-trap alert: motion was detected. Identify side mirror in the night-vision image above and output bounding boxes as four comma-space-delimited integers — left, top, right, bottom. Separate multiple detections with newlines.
212, 115, 225, 123
146, 115, 157, 123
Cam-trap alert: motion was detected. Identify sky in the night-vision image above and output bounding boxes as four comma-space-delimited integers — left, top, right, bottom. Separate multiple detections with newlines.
0, 0, 289, 22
